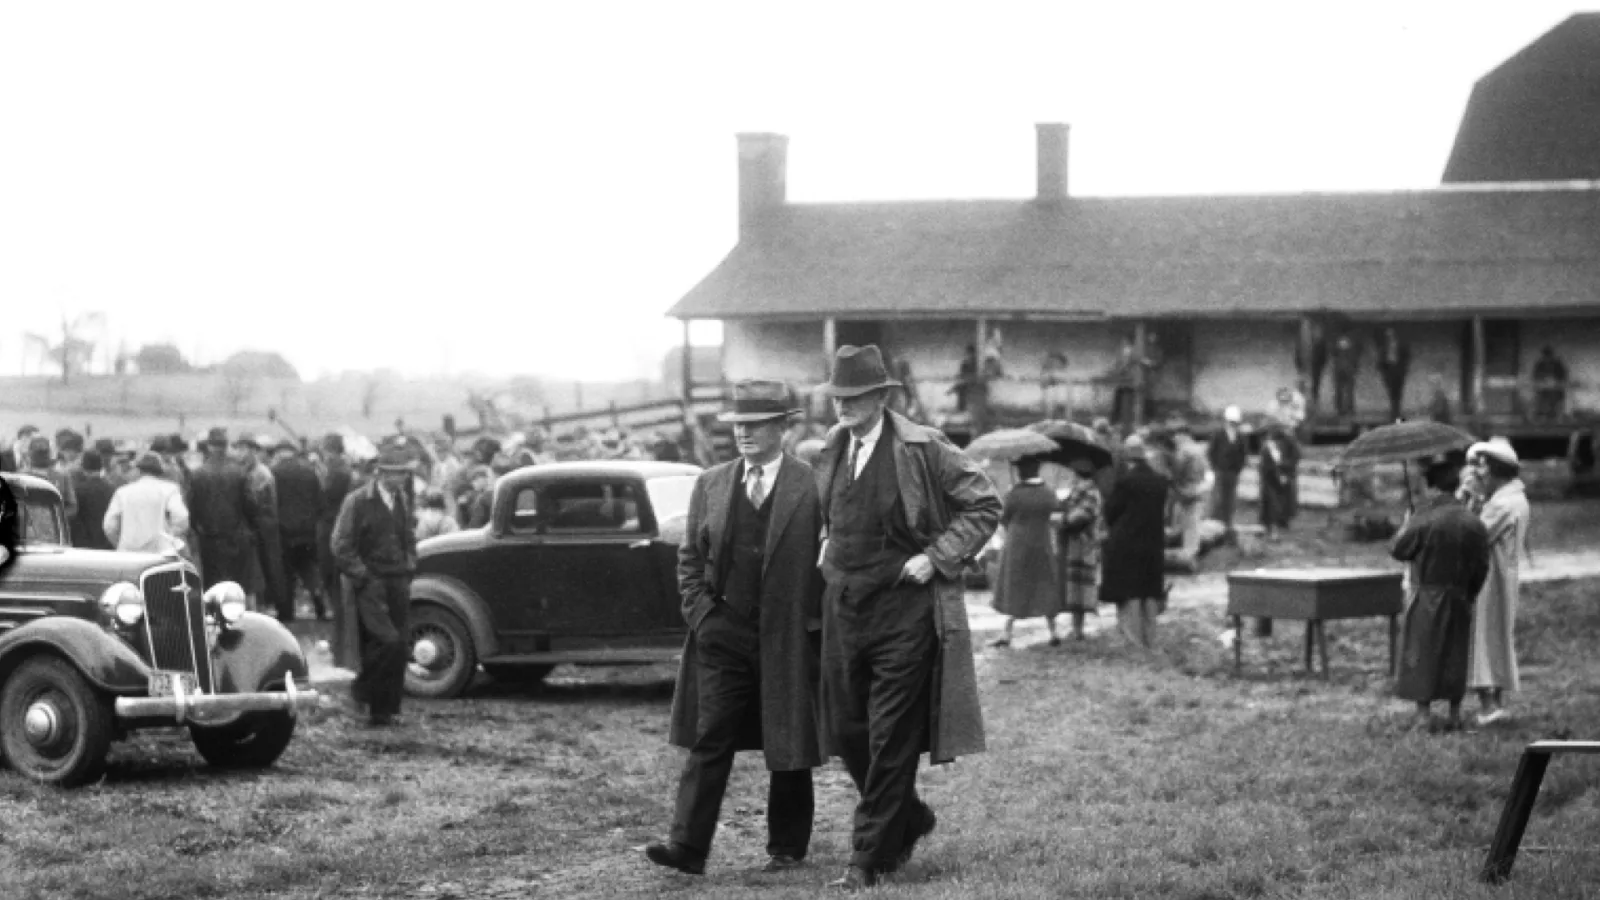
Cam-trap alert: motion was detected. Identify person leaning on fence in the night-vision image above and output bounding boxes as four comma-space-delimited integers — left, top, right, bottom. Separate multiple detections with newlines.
1100, 435, 1169, 649
331, 441, 419, 728
1389, 452, 1489, 733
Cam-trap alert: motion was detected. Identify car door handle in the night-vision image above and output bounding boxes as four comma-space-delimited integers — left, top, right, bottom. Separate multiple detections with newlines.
628, 539, 651, 549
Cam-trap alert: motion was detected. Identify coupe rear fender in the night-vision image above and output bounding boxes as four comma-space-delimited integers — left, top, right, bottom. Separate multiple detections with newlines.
411, 575, 499, 658
0, 616, 150, 694
212, 611, 309, 694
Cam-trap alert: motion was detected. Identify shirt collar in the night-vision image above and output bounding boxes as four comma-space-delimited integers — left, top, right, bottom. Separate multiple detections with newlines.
742, 453, 782, 482
854, 414, 885, 449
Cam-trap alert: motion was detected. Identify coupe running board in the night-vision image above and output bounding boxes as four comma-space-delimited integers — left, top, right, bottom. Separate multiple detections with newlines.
480, 648, 682, 667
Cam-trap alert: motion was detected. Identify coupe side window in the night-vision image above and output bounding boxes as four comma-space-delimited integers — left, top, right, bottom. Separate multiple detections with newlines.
509, 488, 541, 534
544, 482, 644, 534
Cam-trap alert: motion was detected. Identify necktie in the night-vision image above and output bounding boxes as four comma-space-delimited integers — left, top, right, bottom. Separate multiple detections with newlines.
391, 491, 409, 540
747, 465, 765, 507
848, 439, 863, 481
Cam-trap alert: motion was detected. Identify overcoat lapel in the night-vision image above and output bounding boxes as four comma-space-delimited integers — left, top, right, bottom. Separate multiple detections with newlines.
761, 454, 806, 576
704, 461, 738, 573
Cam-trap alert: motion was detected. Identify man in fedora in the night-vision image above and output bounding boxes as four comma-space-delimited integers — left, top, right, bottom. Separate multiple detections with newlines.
234, 433, 290, 620
814, 345, 999, 890
188, 428, 259, 589
646, 380, 825, 876
331, 439, 419, 727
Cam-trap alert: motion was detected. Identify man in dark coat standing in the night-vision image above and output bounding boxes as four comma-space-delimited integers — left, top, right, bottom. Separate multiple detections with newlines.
331, 441, 418, 727
69, 450, 116, 551
188, 428, 259, 589
645, 380, 825, 876
1390, 454, 1489, 732
815, 345, 1000, 890
315, 434, 356, 660
1207, 406, 1248, 539
272, 440, 326, 620
235, 433, 290, 620
1100, 435, 1169, 648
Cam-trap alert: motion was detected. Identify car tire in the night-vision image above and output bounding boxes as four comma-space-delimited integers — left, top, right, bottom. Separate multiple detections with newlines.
483, 663, 555, 687
190, 710, 295, 769
0, 656, 114, 787
406, 605, 476, 700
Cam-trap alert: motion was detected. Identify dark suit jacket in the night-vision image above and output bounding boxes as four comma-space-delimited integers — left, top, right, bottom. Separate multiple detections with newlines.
71, 474, 116, 550
1100, 461, 1169, 605
668, 453, 824, 771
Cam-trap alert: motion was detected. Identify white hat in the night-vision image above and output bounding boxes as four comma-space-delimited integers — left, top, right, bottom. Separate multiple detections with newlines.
1223, 405, 1242, 423
1468, 437, 1518, 467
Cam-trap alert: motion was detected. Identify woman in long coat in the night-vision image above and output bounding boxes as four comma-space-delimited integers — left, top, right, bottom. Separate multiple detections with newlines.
1100, 437, 1169, 647
991, 457, 1064, 646
1058, 457, 1102, 641
1467, 442, 1530, 725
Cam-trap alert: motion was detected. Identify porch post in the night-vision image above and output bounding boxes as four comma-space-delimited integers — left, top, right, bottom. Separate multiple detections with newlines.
680, 319, 693, 410
973, 317, 990, 435
1299, 315, 1317, 415
1471, 315, 1486, 417
823, 317, 837, 368
1133, 320, 1149, 428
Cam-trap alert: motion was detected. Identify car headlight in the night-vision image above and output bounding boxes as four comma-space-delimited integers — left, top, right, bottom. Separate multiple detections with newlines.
203, 581, 247, 625
99, 582, 145, 627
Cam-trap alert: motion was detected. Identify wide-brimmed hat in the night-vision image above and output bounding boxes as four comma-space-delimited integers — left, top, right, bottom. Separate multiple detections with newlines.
167, 433, 190, 453
55, 429, 84, 453
205, 427, 230, 448
1223, 405, 1242, 423
322, 432, 345, 454
233, 432, 262, 450
822, 344, 903, 398
1468, 437, 1519, 468
717, 379, 801, 423
136, 453, 166, 476
1122, 434, 1148, 461
271, 438, 298, 455
376, 442, 415, 472
93, 438, 116, 457
27, 436, 53, 468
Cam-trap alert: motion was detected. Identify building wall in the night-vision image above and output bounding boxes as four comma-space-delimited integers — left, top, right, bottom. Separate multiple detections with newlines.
1191, 320, 1298, 415
1521, 318, 1600, 414
720, 320, 828, 386
883, 319, 1124, 415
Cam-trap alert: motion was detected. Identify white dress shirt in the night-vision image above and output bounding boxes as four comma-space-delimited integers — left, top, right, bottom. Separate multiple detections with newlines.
741, 453, 782, 503
849, 415, 885, 479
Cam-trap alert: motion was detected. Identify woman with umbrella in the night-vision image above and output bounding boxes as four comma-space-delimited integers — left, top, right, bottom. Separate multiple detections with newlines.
990, 455, 1065, 647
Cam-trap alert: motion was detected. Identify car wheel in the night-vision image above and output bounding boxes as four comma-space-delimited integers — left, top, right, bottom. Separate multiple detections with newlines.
483, 663, 555, 686
0, 656, 114, 787
406, 605, 476, 699
190, 710, 295, 769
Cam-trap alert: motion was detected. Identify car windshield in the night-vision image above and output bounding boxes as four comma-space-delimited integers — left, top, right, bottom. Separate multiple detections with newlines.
21, 497, 67, 547
645, 475, 697, 545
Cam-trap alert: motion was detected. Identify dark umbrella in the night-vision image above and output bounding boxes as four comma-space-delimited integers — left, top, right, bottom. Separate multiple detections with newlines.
964, 428, 1060, 464
1025, 419, 1114, 470
1336, 420, 1475, 513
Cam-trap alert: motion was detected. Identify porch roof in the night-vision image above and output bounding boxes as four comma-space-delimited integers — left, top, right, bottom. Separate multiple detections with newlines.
669, 186, 1600, 322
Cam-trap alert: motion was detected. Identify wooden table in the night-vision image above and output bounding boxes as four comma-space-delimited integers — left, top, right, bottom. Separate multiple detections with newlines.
1225, 568, 1404, 678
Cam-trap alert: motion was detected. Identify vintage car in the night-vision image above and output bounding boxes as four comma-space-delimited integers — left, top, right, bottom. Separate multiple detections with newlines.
405, 460, 702, 698
0, 473, 319, 786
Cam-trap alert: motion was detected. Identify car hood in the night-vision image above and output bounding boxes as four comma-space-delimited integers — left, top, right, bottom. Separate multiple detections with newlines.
418, 527, 490, 559
2, 547, 174, 592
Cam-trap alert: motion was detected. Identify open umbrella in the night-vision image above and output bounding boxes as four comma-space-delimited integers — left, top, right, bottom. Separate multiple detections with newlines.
964, 428, 1059, 464
1335, 421, 1475, 469
1025, 419, 1114, 470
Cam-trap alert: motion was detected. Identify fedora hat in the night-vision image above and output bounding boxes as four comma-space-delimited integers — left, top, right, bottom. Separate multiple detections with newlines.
823, 344, 902, 398
376, 441, 415, 472
717, 379, 801, 424
232, 432, 262, 450
205, 427, 230, 448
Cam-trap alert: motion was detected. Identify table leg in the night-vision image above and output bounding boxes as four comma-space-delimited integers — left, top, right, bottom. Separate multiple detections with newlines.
1303, 621, 1315, 674
1316, 620, 1330, 680
1233, 614, 1242, 673
1389, 615, 1398, 677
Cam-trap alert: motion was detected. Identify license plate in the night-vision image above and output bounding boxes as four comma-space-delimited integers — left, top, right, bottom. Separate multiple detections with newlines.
148, 671, 198, 697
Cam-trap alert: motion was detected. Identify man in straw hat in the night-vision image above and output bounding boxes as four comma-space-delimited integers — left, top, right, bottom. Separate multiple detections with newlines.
645, 380, 825, 876
331, 438, 419, 727
189, 428, 259, 590
1464, 438, 1530, 726
812, 345, 999, 890
1390, 451, 1489, 732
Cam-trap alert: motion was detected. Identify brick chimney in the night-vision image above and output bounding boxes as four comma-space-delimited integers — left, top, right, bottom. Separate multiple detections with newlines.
737, 132, 788, 237
1035, 123, 1069, 203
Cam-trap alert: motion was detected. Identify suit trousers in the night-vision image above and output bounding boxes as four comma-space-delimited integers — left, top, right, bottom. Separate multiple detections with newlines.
1212, 470, 1240, 532
281, 538, 325, 618
352, 575, 411, 718
823, 579, 937, 870
670, 605, 814, 858
255, 527, 291, 620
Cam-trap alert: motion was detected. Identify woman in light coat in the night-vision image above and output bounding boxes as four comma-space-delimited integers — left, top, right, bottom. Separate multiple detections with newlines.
1467, 439, 1530, 725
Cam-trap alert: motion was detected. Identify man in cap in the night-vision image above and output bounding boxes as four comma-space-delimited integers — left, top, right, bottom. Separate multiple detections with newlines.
235, 433, 290, 620
70, 450, 116, 551
1100, 434, 1170, 648
332, 439, 419, 727
1465, 438, 1530, 726
1390, 452, 1489, 732
813, 345, 999, 889
188, 428, 259, 589
1207, 406, 1249, 539
104, 453, 190, 554
22, 436, 77, 521
272, 439, 327, 620
645, 380, 825, 877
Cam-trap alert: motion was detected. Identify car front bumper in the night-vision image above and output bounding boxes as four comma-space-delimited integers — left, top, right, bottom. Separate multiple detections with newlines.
113, 678, 320, 723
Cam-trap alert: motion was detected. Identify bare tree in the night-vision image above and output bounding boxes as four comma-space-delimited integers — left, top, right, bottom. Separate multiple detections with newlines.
220, 368, 254, 416
361, 377, 382, 419
24, 312, 106, 385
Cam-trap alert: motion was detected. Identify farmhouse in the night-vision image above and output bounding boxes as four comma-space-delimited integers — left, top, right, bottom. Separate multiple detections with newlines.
668, 15, 1600, 441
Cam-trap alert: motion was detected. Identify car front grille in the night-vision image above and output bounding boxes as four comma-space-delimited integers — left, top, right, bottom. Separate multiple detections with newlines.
139, 564, 213, 692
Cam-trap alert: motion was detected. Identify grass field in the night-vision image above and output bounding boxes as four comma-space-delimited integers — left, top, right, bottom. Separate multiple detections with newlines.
3, 573, 1597, 899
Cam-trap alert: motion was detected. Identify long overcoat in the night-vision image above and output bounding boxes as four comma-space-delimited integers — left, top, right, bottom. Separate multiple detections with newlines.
1469, 479, 1528, 692
815, 410, 1000, 764
667, 453, 825, 772
992, 481, 1062, 619
1099, 460, 1169, 606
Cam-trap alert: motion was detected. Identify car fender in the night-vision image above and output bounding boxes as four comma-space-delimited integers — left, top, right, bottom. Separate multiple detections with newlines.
410, 574, 499, 658
212, 611, 309, 694
0, 617, 150, 694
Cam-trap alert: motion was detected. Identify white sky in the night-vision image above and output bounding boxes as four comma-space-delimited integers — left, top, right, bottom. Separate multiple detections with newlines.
0, 2, 1585, 382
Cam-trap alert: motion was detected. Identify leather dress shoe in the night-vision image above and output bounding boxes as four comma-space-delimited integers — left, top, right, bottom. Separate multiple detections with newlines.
762, 853, 805, 872
828, 865, 878, 891
644, 841, 705, 875
894, 806, 937, 869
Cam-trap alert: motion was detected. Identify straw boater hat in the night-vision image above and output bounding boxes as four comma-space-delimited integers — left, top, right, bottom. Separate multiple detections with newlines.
717, 379, 801, 424
1468, 437, 1519, 469
822, 344, 902, 398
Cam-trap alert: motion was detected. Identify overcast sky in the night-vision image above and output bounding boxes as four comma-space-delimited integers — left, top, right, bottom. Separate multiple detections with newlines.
0, 2, 1584, 383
